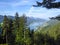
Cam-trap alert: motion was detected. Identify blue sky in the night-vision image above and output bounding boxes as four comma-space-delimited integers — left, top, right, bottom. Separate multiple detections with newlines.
0, 0, 60, 19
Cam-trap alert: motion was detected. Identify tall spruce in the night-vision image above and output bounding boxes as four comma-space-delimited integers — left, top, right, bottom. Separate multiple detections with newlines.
24, 28, 32, 45
2, 15, 9, 44
13, 12, 19, 31
13, 12, 20, 44
7, 18, 15, 45
15, 14, 27, 45
2, 15, 15, 45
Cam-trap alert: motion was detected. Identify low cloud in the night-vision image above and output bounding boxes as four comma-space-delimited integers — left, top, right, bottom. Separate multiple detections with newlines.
26, 7, 60, 19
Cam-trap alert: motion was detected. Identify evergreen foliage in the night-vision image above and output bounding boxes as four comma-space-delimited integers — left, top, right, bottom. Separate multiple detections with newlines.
0, 13, 60, 45
33, 0, 60, 9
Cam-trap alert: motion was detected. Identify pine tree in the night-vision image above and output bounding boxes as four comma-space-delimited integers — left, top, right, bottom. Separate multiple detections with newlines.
2, 15, 15, 45
0, 23, 2, 43
24, 28, 32, 45
13, 12, 19, 31
13, 12, 20, 45
15, 14, 27, 45
2, 15, 9, 44
33, 0, 60, 9
7, 18, 15, 45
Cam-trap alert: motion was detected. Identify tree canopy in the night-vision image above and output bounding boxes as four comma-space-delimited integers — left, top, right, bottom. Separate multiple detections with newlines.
33, 0, 60, 9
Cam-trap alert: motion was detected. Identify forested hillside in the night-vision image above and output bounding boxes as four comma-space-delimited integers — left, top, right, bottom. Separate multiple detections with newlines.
0, 15, 46, 30
0, 0, 60, 45
34, 19, 60, 45
0, 13, 34, 45
0, 13, 60, 45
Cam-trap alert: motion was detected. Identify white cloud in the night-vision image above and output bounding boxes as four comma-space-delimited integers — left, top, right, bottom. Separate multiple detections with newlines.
26, 7, 60, 19
0, 0, 60, 19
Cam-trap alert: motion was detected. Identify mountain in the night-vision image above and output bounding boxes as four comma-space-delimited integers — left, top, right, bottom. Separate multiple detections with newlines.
27, 17, 46, 30
27, 17, 46, 25
36, 19, 60, 39
0, 15, 46, 30
0, 15, 4, 23
39, 19, 60, 28
0, 15, 14, 23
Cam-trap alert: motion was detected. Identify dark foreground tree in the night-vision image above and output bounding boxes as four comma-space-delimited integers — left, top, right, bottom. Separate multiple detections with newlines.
33, 0, 60, 9
2, 15, 15, 45
50, 15, 60, 20
7, 19, 15, 45
2, 15, 9, 44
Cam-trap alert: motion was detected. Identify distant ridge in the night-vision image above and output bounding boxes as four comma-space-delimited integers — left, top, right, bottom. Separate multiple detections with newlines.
0, 15, 14, 23
0, 15, 46, 30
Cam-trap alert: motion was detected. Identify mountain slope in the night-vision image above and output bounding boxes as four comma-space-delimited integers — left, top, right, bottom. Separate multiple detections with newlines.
36, 19, 60, 39
0, 15, 4, 23
0, 15, 14, 23
27, 17, 46, 25
27, 17, 46, 30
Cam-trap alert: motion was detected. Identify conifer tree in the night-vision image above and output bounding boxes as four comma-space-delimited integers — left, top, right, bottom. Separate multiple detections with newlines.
13, 12, 19, 31
2, 15, 15, 45
13, 12, 20, 44
24, 28, 32, 45
2, 15, 9, 44
15, 14, 27, 45
7, 18, 15, 45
